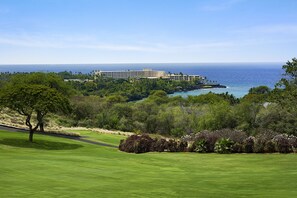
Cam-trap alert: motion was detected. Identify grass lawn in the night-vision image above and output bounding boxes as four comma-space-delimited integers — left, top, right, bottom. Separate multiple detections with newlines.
1, 130, 297, 197
65, 129, 125, 146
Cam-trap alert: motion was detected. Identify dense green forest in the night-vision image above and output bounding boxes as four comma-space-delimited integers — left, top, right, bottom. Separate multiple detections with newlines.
0, 58, 297, 141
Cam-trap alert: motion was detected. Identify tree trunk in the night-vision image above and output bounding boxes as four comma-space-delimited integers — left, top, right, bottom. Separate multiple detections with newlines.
39, 123, 44, 132
25, 114, 39, 142
29, 130, 34, 142
37, 111, 45, 132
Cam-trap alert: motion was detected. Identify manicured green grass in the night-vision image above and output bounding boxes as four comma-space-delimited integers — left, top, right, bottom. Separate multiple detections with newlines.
1, 130, 297, 197
66, 129, 126, 145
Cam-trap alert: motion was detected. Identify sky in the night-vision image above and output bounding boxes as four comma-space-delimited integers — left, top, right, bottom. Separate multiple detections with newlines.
0, 0, 296, 64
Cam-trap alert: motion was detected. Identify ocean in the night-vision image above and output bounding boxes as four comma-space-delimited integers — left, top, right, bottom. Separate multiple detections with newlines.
0, 63, 284, 98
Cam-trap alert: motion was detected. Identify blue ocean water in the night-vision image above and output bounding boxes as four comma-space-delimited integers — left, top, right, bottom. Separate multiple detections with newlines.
0, 63, 284, 98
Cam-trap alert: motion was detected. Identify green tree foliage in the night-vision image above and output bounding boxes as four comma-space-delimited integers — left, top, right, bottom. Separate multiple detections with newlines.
188, 92, 239, 105
8, 73, 73, 131
57, 71, 92, 80
9, 72, 73, 96
65, 76, 198, 101
279, 57, 297, 86
0, 84, 70, 142
235, 101, 261, 132
266, 58, 297, 135
249, 86, 271, 95
198, 102, 236, 131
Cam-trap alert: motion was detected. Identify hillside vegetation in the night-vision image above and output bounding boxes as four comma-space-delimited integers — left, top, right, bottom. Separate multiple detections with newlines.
0, 58, 297, 142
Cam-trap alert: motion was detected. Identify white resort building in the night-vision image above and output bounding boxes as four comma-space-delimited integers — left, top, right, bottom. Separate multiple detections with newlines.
93, 69, 205, 81
94, 69, 166, 79
167, 74, 204, 81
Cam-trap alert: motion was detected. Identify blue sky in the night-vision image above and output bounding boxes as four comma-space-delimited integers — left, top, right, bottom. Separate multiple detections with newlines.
0, 0, 296, 64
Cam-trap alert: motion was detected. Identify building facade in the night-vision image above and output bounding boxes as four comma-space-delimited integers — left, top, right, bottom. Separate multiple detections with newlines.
94, 69, 166, 79
93, 68, 205, 81
167, 74, 205, 81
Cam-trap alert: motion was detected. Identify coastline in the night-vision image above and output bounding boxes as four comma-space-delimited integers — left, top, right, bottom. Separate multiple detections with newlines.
172, 83, 227, 93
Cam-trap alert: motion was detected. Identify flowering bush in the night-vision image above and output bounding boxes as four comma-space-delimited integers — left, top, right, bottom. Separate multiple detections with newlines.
273, 134, 291, 153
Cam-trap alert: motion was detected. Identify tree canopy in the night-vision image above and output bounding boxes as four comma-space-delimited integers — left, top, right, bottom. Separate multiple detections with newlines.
0, 74, 71, 142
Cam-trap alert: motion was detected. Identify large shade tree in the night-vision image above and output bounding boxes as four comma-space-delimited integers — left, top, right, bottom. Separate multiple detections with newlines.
5, 72, 73, 132
0, 83, 70, 142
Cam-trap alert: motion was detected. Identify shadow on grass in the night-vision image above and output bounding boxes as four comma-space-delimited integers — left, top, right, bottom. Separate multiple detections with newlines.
0, 138, 83, 150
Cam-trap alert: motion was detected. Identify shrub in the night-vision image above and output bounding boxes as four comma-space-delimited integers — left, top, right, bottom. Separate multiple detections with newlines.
119, 134, 154, 153
214, 138, 234, 154
264, 140, 276, 153
288, 135, 297, 153
254, 130, 278, 153
273, 134, 291, 153
215, 129, 247, 143
192, 139, 208, 153
177, 141, 188, 152
167, 139, 178, 152
195, 131, 219, 152
151, 138, 168, 152
243, 136, 255, 153
182, 129, 246, 153
181, 134, 193, 142
232, 142, 243, 153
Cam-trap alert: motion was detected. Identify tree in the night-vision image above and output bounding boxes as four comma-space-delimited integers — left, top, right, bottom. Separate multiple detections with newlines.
8, 72, 73, 132
273, 58, 297, 111
280, 57, 297, 86
266, 58, 297, 134
249, 86, 271, 95
0, 84, 70, 142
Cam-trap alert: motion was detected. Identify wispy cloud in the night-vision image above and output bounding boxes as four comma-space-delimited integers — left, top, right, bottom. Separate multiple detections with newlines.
0, 33, 237, 53
201, 0, 245, 11
0, 37, 57, 48
235, 24, 297, 34
182, 42, 234, 49
76, 44, 162, 52
0, 34, 163, 52
4, 32, 294, 55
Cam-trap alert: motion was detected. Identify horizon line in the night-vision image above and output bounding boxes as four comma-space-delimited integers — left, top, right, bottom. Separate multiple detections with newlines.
0, 61, 286, 66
